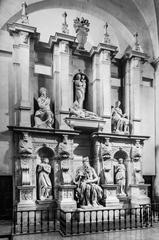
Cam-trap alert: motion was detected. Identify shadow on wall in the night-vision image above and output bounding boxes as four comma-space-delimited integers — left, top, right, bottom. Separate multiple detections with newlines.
0, 131, 12, 174
154, 145, 159, 200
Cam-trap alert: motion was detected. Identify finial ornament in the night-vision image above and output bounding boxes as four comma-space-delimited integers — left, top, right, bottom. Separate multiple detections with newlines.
62, 12, 69, 34
21, 2, 29, 25
104, 22, 111, 44
73, 17, 90, 50
133, 32, 143, 53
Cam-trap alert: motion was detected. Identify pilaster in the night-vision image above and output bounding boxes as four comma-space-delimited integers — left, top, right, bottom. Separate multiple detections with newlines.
8, 23, 39, 127
50, 33, 75, 129
91, 43, 118, 132
124, 50, 147, 134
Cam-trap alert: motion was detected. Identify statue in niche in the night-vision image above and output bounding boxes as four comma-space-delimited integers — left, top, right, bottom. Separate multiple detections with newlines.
19, 132, 33, 154
111, 101, 129, 134
75, 157, 103, 208
115, 158, 126, 196
37, 157, 52, 201
133, 154, 145, 185
61, 159, 73, 184
34, 87, 54, 128
68, 71, 102, 121
74, 72, 86, 109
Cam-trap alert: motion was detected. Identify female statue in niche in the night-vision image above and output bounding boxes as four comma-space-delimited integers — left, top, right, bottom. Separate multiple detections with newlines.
74, 72, 86, 109
37, 157, 52, 200
34, 87, 54, 128
115, 158, 126, 196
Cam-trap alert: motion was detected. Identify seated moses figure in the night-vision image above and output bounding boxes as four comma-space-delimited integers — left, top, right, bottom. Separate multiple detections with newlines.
34, 87, 54, 128
37, 157, 52, 201
75, 157, 103, 208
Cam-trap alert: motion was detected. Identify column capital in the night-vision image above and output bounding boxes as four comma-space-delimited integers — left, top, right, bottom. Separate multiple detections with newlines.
8, 22, 39, 40
124, 47, 148, 63
90, 42, 118, 59
150, 57, 159, 71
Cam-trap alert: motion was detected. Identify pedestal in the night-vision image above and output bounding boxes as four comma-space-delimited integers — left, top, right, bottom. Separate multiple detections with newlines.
129, 184, 150, 207
102, 184, 120, 209
17, 186, 36, 210
58, 185, 77, 211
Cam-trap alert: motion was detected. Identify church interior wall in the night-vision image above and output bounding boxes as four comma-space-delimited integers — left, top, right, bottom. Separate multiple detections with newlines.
1, 0, 159, 217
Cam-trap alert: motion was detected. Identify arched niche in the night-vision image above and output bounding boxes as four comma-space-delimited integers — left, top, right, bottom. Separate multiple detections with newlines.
36, 146, 55, 200
73, 71, 89, 110
113, 149, 128, 188
114, 149, 128, 162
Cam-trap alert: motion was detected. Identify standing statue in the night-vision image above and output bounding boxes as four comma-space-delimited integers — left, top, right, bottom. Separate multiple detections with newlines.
37, 158, 52, 201
74, 72, 86, 109
34, 87, 54, 128
115, 158, 126, 196
19, 132, 33, 154
75, 157, 103, 208
111, 101, 129, 134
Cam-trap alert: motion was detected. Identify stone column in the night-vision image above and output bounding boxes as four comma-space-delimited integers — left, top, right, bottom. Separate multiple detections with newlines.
51, 34, 75, 129
125, 51, 147, 134
154, 58, 159, 201
8, 23, 39, 127
92, 54, 100, 114
91, 44, 118, 132
123, 58, 130, 117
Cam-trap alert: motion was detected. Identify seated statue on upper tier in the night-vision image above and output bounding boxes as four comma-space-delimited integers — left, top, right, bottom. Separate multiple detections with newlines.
34, 87, 54, 128
111, 101, 130, 134
75, 157, 103, 208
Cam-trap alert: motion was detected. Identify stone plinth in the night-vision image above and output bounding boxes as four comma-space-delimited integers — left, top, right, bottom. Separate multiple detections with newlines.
65, 117, 106, 132
101, 184, 120, 209
129, 184, 150, 207
58, 185, 77, 211
17, 186, 35, 210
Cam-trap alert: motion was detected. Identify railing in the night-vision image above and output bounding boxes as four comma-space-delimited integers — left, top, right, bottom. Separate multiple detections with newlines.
59, 205, 153, 236
11, 203, 159, 236
12, 207, 58, 235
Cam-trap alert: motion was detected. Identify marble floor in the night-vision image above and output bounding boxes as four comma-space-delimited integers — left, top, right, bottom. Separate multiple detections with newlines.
13, 225, 159, 240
